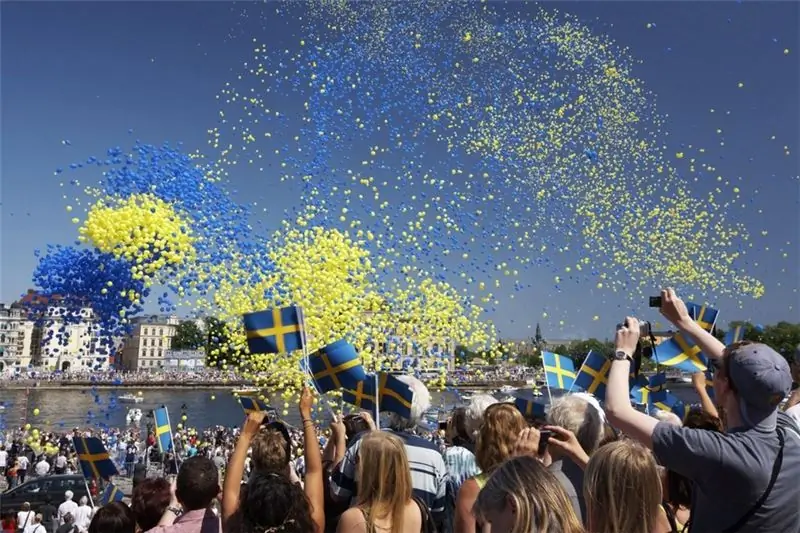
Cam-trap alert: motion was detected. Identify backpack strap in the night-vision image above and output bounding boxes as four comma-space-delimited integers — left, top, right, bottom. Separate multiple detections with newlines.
721, 428, 785, 533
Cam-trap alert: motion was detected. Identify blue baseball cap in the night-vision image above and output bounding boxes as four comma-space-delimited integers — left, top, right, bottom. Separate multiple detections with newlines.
727, 343, 792, 429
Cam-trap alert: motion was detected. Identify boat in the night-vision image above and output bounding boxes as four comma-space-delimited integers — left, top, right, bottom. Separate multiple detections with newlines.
499, 385, 516, 393
119, 393, 143, 404
126, 408, 143, 424
232, 387, 261, 396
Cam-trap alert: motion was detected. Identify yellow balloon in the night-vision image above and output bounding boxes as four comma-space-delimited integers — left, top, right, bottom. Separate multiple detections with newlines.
33, 408, 40, 416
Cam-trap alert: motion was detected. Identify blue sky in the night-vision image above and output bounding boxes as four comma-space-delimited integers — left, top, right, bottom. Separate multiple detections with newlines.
1, 1, 797, 341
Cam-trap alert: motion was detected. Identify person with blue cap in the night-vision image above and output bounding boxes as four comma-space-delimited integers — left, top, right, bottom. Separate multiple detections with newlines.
604, 288, 800, 533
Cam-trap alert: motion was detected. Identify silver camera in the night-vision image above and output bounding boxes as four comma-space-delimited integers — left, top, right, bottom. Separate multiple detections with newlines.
616, 319, 651, 337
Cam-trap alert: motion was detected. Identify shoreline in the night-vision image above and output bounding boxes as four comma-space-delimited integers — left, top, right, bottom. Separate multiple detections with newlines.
0, 381, 530, 391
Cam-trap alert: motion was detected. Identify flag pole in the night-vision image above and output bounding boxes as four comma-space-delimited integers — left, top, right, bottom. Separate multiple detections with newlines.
296, 307, 335, 420
541, 354, 553, 407
374, 372, 380, 429
69, 437, 97, 509
568, 351, 591, 393
162, 406, 180, 475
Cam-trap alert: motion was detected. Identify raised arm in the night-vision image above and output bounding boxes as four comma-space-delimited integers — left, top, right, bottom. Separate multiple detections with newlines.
691, 372, 719, 419
300, 387, 325, 533
222, 412, 265, 527
605, 317, 659, 448
660, 288, 726, 360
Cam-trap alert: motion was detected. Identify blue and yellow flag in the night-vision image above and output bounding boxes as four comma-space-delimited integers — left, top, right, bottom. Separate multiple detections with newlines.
651, 390, 690, 421
342, 373, 414, 418
629, 374, 666, 405
243, 306, 304, 354
308, 339, 367, 393
514, 396, 546, 419
239, 396, 272, 416
342, 379, 377, 412
656, 332, 708, 373
100, 482, 125, 505
153, 406, 174, 454
686, 302, 719, 332
648, 372, 667, 393
724, 325, 745, 346
573, 351, 610, 399
542, 351, 577, 391
72, 437, 118, 480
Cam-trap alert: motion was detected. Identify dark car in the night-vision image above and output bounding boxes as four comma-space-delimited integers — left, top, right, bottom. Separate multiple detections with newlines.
0, 475, 88, 515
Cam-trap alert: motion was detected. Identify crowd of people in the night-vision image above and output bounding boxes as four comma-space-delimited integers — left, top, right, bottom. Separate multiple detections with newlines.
2, 290, 799, 533
1, 369, 246, 385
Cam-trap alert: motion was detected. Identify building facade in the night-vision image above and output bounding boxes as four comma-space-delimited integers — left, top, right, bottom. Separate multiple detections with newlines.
118, 315, 181, 371
0, 303, 34, 372
164, 349, 206, 371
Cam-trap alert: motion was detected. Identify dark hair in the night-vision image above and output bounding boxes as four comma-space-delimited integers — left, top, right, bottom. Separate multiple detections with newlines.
450, 407, 472, 447
131, 478, 172, 531
665, 409, 723, 507
343, 414, 370, 441
176, 456, 219, 511
232, 473, 315, 533
87, 502, 135, 533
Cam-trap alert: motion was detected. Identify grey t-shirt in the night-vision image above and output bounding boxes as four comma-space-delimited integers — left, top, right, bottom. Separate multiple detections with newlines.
652, 412, 800, 533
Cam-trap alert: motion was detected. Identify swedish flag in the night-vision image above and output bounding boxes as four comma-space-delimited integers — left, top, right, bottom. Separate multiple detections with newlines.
153, 406, 174, 454
574, 351, 611, 399
342, 373, 414, 418
378, 373, 414, 419
100, 482, 125, 505
514, 397, 546, 419
243, 306, 304, 354
657, 332, 707, 373
342, 379, 377, 412
239, 396, 272, 416
542, 351, 577, 390
686, 302, 719, 332
72, 437, 118, 480
651, 390, 690, 421
648, 372, 667, 393
629, 374, 666, 405
724, 325, 745, 346
308, 339, 366, 393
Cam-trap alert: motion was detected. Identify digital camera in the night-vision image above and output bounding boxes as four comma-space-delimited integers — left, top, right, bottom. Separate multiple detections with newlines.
616, 319, 651, 337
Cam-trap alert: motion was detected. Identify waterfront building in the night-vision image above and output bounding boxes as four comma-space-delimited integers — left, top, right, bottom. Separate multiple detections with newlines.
164, 349, 206, 370
118, 315, 181, 371
0, 302, 34, 372
14, 290, 114, 372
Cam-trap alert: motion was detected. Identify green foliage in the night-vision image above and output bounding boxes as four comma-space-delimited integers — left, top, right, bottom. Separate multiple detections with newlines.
204, 317, 247, 369
718, 321, 800, 359
171, 320, 205, 351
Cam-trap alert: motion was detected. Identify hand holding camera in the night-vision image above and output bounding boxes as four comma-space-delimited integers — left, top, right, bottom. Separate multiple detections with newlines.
615, 316, 641, 356
658, 288, 692, 329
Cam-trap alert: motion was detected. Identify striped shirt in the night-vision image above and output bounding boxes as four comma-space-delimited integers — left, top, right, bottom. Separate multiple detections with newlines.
330, 430, 448, 520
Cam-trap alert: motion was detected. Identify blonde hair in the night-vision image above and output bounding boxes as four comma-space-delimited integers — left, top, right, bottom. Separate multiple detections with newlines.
475, 403, 526, 474
584, 440, 662, 533
473, 455, 585, 533
356, 431, 413, 532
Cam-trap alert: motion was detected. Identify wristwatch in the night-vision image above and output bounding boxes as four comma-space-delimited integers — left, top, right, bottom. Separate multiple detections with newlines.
612, 350, 633, 362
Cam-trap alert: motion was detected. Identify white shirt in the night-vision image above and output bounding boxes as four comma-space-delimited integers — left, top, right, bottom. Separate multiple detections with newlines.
73, 505, 92, 532
58, 500, 78, 525
35, 459, 50, 476
55, 455, 67, 468
17, 510, 34, 530
786, 404, 800, 427
0, 449, 7, 467
17, 455, 29, 470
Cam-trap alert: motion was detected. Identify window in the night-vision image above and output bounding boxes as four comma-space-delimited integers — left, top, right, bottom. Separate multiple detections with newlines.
159, 328, 163, 336
159, 339, 163, 347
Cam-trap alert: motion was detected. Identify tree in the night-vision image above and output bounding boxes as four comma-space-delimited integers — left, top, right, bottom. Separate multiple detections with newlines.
718, 321, 800, 360
204, 317, 246, 369
171, 320, 205, 351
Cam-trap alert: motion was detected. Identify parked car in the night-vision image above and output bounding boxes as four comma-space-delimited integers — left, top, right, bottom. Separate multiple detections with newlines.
0, 475, 88, 515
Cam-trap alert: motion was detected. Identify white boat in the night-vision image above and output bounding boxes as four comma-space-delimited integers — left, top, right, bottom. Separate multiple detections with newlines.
233, 387, 261, 396
126, 408, 142, 424
499, 385, 516, 393
119, 393, 143, 404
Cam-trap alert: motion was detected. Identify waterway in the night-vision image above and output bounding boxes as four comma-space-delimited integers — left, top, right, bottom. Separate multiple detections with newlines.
0, 385, 700, 432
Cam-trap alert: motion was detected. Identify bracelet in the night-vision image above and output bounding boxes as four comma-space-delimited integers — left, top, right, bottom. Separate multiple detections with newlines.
302, 419, 314, 426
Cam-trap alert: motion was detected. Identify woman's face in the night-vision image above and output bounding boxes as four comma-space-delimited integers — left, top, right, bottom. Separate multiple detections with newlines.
481, 500, 516, 533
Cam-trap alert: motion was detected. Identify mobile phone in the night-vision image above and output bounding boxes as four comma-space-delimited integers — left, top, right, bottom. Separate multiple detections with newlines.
649, 296, 662, 308
537, 430, 552, 456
